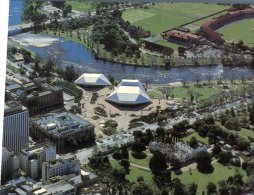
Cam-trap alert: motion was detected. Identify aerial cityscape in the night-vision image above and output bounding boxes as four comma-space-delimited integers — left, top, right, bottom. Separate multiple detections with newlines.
1, 0, 254, 194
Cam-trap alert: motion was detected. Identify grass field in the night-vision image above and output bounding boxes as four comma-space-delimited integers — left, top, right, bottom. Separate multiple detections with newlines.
182, 132, 209, 145
66, 0, 94, 12
129, 153, 151, 168
111, 159, 246, 194
122, 3, 229, 35
237, 128, 254, 141
218, 19, 254, 46
172, 163, 247, 194
149, 81, 249, 101
110, 159, 154, 186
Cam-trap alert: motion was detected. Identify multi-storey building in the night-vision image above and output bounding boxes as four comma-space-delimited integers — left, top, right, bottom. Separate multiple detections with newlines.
30, 111, 95, 151
3, 101, 29, 154
1, 147, 19, 185
20, 85, 64, 116
42, 155, 80, 182
19, 142, 56, 179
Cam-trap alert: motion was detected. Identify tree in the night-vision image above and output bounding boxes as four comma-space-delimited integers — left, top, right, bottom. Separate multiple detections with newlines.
120, 159, 130, 172
250, 110, 254, 125
218, 180, 229, 195
195, 151, 213, 173
178, 46, 186, 57
206, 182, 217, 195
42, 58, 55, 77
189, 136, 198, 148
218, 151, 232, 165
212, 144, 221, 156
171, 159, 181, 171
131, 141, 146, 154
224, 116, 241, 131
113, 167, 126, 181
149, 151, 168, 174
248, 174, 254, 191
32, 60, 41, 75
65, 65, 77, 82
173, 178, 186, 195
189, 182, 198, 195
112, 151, 121, 160
131, 178, 153, 195
121, 147, 129, 159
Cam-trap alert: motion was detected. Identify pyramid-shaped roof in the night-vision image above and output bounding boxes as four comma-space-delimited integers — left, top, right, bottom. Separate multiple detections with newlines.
75, 73, 111, 86
106, 79, 151, 105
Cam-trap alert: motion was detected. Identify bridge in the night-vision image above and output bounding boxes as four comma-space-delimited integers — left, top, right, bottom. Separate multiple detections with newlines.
8, 10, 92, 37
8, 23, 34, 36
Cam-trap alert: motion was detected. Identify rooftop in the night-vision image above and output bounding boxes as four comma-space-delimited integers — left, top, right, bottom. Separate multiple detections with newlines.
21, 142, 55, 156
34, 111, 93, 137
4, 101, 27, 116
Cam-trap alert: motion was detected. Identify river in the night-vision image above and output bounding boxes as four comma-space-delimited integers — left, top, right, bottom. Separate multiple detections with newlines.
8, 0, 254, 84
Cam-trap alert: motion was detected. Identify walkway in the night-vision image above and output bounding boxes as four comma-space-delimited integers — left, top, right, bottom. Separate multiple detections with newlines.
130, 163, 150, 171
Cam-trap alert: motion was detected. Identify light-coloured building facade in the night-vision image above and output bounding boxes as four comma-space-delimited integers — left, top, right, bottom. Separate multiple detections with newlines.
42, 155, 80, 182
19, 142, 56, 179
3, 101, 29, 154
1, 147, 19, 184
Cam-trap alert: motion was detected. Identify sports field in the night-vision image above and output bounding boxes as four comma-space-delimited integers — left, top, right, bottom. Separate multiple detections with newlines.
218, 19, 254, 46
122, 3, 229, 35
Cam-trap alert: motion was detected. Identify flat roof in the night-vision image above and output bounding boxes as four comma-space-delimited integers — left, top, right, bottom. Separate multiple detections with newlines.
34, 111, 93, 137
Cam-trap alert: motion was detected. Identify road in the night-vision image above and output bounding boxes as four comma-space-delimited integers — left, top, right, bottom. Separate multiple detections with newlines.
72, 97, 253, 164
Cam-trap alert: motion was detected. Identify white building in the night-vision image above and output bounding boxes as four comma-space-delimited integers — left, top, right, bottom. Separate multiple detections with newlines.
4, 101, 29, 154
1, 147, 19, 184
149, 141, 208, 163
42, 155, 80, 183
19, 142, 56, 179
106, 79, 151, 105
75, 73, 112, 86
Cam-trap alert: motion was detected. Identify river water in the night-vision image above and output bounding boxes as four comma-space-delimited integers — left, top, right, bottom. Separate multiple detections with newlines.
9, 0, 254, 84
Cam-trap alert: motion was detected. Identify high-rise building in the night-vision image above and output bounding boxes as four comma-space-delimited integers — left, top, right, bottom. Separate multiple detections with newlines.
1, 147, 19, 184
4, 101, 29, 154
19, 142, 56, 179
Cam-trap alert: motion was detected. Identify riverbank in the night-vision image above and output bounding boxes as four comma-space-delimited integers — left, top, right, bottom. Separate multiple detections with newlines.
39, 29, 237, 68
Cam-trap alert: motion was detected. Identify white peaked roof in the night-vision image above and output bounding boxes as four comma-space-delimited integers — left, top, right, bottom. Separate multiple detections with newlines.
106, 79, 151, 105
75, 73, 111, 86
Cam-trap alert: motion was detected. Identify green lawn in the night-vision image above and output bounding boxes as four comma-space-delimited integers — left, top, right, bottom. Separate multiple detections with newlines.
66, 0, 94, 12
237, 128, 254, 140
172, 163, 247, 194
149, 81, 250, 101
129, 153, 151, 168
182, 132, 209, 145
155, 84, 221, 101
148, 90, 164, 99
126, 166, 154, 184
122, 3, 229, 35
218, 19, 254, 46
110, 159, 154, 186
